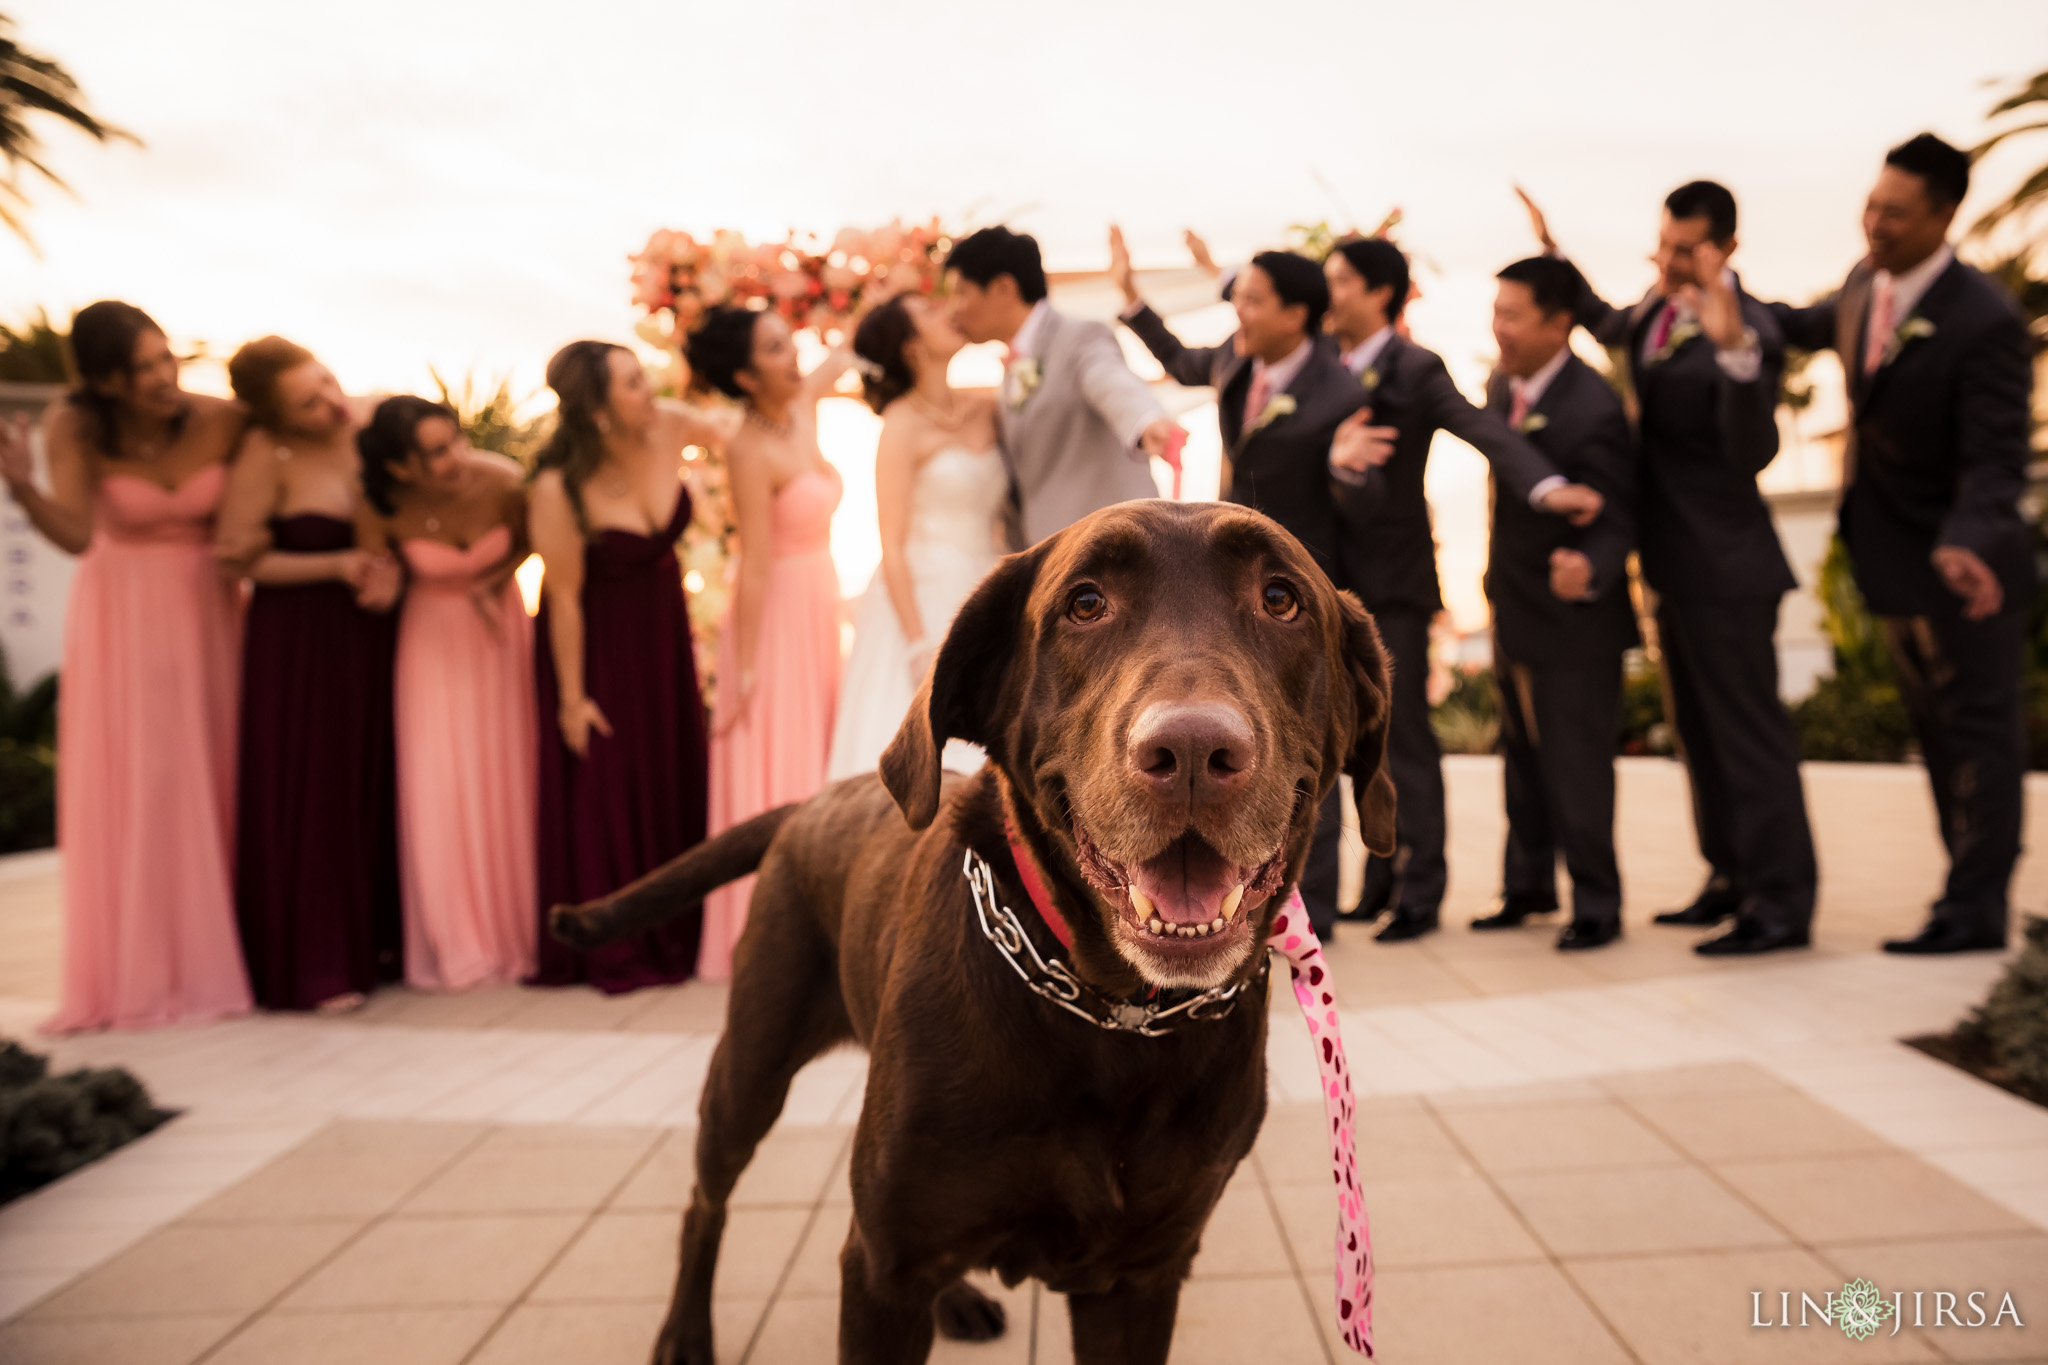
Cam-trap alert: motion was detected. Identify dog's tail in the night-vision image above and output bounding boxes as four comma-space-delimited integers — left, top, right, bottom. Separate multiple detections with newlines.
547, 804, 799, 950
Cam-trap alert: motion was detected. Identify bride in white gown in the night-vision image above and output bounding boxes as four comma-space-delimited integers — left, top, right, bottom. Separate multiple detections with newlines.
826, 295, 1010, 781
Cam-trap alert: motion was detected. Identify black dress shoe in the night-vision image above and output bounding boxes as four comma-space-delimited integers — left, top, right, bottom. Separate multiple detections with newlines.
1375, 910, 1440, 943
1653, 880, 1744, 927
1556, 919, 1621, 951
1471, 896, 1559, 931
1882, 919, 2006, 955
1694, 917, 1811, 956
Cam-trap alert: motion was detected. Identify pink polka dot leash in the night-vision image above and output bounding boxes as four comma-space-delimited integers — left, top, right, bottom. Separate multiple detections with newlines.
1268, 887, 1374, 1356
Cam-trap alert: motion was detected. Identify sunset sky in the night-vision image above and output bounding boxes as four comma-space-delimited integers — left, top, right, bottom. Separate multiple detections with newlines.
5, 0, 2043, 626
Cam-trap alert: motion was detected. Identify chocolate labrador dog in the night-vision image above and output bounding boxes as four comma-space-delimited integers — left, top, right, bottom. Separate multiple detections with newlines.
551, 499, 1396, 1365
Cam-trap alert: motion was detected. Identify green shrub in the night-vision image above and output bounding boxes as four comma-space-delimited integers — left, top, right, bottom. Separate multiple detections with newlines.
0, 648, 55, 854
1430, 667, 1499, 755
0, 1040, 172, 1203
1618, 649, 1673, 755
1958, 916, 2048, 1099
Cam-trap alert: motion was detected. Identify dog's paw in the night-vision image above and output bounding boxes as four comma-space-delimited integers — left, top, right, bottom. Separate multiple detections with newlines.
933, 1280, 1007, 1342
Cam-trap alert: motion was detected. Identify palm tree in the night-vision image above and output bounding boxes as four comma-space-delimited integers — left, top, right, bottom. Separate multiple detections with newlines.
1969, 66, 2048, 346
0, 13, 133, 245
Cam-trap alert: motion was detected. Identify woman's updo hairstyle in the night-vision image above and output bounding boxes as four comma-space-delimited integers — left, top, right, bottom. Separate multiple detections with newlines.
227, 335, 317, 430
65, 300, 173, 457
685, 305, 762, 400
357, 395, 456, 516
852, 296, 917, 414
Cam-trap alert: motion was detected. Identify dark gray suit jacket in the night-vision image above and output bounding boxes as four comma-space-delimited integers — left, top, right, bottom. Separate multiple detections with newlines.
1768, 257, 2035, 616
1120, 304, 1367, 577
1568, 266, 1795, 602
1322, 333, 1566, 615
1483, 354, 1639, 667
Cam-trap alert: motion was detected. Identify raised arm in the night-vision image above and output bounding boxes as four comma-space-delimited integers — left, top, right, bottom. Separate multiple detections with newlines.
1, 404, 95, 555
1765, 293, 1840, 354
717, 434, 775, 734
1515, 187, 1633, 348
1109, 224, 1231, 389
531, 468, 610, 758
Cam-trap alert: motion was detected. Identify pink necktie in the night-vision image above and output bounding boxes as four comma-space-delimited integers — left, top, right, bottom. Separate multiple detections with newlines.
1509, 386, 1531, 428
1270, 889, 1374, 1356
1865, 276, 1895, 376
1243, 370, 1271, 435
1647, 301, 1676, 357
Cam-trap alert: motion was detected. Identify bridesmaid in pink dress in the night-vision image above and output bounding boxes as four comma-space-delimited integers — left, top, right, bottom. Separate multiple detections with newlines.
0, 302, 253, 1032
685, 308, 847, 980
359, 397, 538, 991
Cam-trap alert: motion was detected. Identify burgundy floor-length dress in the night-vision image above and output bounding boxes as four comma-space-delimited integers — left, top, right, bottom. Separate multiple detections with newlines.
234, 514, 401, 1009
532, 486, 710, 991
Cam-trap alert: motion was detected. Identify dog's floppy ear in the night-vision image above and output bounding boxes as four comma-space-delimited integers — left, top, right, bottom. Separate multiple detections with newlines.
1335, 589, 1399, 857
880, 544, 1043, 829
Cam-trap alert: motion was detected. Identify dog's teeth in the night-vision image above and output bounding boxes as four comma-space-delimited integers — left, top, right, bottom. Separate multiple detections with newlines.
1148, 917, 1164, 935
1196, 922, 1210, 937
1129, 886, 1156, 921
1212, 916, 1225, 932
1221, 885, 1245, 921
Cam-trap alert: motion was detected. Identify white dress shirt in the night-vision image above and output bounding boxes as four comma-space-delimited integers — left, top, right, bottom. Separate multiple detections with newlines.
1337, 326, 1397, 380
1866, 244, 1953, 368
1242, 336, 1315, 430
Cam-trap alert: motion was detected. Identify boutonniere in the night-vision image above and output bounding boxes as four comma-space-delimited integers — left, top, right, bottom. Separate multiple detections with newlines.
1359, 365, 1381, 392
1006, 357, 1042, 411
1879, 315, 1936, 368
1516, 413, 1548, 435
1248, 394, 1296, 434
1648, 319, 1700, 366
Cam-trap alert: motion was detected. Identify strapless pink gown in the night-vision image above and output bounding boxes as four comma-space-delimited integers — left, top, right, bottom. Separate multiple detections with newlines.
47, 466, 251, 1033
702, 466, 844, 980
394, 527, 538, 990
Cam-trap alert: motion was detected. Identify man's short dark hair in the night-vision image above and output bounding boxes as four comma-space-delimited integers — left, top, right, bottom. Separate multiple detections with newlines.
943, 226, 1048, 304
1333, 237, 1412, 320
1249, 250, 1329, 337
1495, 256, 1582, 319
1885, 132, 1971, 210
1664, 180, 1738, 243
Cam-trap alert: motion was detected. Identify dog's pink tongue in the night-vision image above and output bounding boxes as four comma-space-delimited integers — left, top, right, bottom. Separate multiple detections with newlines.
1130, 835, 1240, 925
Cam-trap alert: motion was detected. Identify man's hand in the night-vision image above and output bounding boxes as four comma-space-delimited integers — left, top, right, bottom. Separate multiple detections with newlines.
0, 413, 32, 490
1331, 408, 1398, 473
1933, 545, 2004, 620
1514, 185, 1558, 256
1184, 229, 1219, 276
1679, 241, 1749, 351
1138, 417, 1184, 459
1108, 224, 1139, 306
1539, 483, 1604, 527
1549, 548, 1594, 602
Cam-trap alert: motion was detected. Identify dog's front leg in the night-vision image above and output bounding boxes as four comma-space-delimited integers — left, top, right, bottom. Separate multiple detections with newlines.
1067, 1278, 1183, 1365
837, 1221, 943, 1365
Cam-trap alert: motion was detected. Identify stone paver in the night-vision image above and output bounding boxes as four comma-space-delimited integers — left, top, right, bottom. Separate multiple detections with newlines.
3, 759, 2048, 1361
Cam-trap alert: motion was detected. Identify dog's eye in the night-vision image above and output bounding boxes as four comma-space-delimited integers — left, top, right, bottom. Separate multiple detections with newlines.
1068, 586, 1108, 623
1262, 581, 1300, 621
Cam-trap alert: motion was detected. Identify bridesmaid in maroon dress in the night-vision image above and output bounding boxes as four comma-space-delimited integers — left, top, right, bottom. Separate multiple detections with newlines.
215, 337, 403, 1011
528, 341, 733, 991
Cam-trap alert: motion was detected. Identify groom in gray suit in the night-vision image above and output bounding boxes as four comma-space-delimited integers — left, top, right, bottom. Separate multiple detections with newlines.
945, 227, 1182, 548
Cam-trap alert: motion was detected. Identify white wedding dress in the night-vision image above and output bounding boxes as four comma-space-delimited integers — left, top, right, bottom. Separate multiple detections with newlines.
827, 444, 1010, 782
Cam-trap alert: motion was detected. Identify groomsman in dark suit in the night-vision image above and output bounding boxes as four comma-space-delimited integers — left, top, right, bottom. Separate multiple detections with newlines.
1768, 134, 2036, 954
1469, 257, 1638, 950
1109, 238, 1373, 937
1524, 180, 1818, 955
1322, 236, 1605, 942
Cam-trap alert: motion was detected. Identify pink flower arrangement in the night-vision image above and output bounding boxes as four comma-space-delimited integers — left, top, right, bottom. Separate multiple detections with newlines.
628, 218, 954, 351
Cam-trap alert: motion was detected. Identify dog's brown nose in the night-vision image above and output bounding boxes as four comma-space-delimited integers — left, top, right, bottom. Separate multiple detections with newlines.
1128, 701, 1255, 796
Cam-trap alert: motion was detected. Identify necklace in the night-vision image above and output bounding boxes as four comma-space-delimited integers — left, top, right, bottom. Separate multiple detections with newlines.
745, 405, 794, 439
909, 391, 969, 429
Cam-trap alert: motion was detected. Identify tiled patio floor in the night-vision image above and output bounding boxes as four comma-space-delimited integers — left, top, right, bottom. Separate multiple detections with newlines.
5, 756, 2048, 1362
